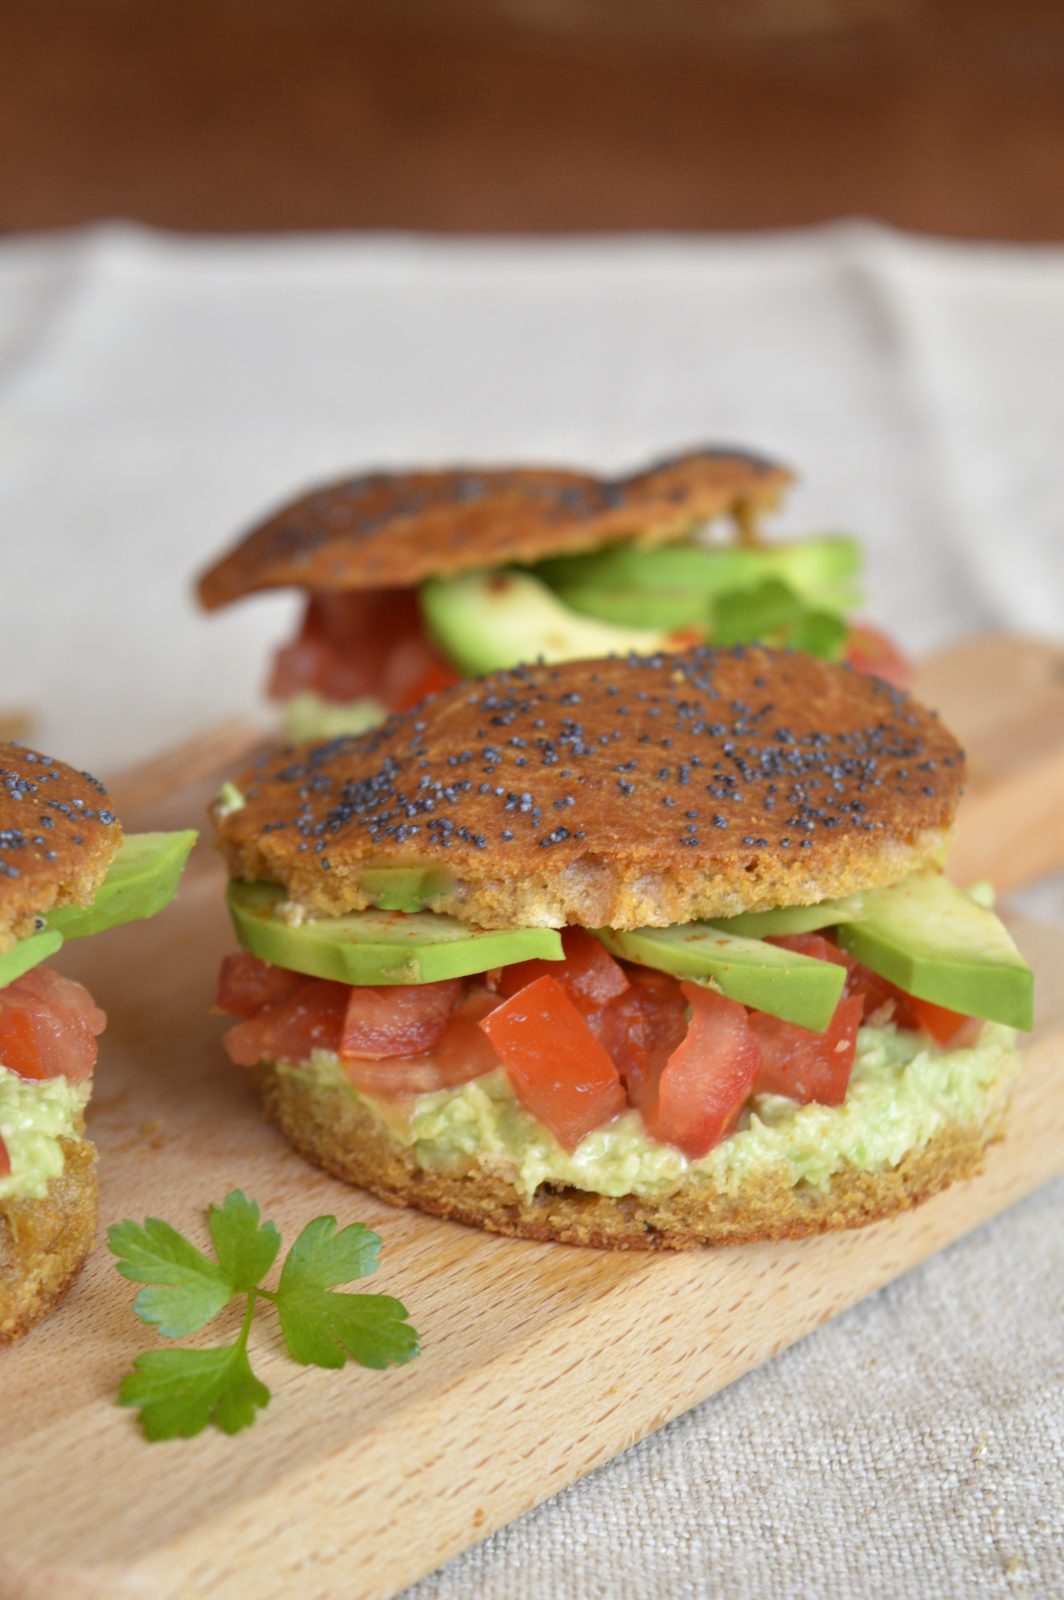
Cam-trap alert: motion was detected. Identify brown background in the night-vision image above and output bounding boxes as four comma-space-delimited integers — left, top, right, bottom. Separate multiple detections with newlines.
2, 0, 1063, 237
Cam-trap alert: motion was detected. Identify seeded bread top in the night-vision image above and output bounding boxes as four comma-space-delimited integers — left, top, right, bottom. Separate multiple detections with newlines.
215, 646, 963, 931
197, 447, 791, 610
0, 742, 122, 953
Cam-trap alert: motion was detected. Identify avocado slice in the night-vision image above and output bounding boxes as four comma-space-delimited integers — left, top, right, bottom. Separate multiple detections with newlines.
357, 864, 458, 914
47, 831, 198, 941
535, 535, 863, 615
0, 929, 65, 990
711, 894, 864, 939
556, 585, 709, 633
419, 570, 669, 677
834, 871, 1034, 1030
593, 924, 846, 1031
228, 880, 564, 986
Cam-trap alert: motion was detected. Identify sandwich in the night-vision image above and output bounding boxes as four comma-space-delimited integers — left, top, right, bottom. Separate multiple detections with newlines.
0, 742, 195, 1338
209, 647, 1031, 1250
196, 448, 908, 741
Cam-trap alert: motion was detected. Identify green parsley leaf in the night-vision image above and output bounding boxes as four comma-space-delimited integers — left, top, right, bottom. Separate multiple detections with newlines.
207, 1190, 281, 1292
107, 1216, 234, 1337
119, 1344, 270, 1441
273, 1216, 419, 1371
112, 1195, 420, 1441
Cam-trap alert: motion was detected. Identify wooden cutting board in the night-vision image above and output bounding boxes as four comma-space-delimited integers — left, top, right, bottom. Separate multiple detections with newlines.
2, 628, 1063, 1600
912, 631, 1064, 892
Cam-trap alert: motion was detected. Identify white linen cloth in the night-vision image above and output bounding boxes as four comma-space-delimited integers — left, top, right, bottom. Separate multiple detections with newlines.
1, 225, 1061, 1598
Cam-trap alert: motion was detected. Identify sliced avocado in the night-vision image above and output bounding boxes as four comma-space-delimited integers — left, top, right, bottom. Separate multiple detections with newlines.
712, 894, 864, 939
593, 924, 845, 1031
228, 880, 563, 986
47, 831, 198, 941
708, 580, 848, 659
419, 570, 669, 677
556, 585, 709, 632
535, 535, 863, 615
834, 871, 1034, 1030
0, 928, 64, 990
357, 864, 458, 914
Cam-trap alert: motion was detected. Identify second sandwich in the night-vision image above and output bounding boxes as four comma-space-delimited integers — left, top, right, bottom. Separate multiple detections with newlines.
210, 647, 1032, 1250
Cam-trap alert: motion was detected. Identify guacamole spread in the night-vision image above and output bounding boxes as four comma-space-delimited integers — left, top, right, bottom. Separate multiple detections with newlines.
0, 1066, 90, 1203
286, 1022, 1019, 1202
281, 691, 387, 742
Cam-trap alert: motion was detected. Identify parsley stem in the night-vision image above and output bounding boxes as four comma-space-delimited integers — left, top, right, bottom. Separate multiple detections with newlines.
236, 1290, 258, 1354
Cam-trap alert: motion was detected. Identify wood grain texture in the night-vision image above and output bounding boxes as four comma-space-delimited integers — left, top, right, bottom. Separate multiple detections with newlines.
914, 632, 1064, 893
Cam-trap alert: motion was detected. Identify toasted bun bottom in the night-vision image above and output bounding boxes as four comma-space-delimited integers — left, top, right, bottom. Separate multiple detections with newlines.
256, 1066, 1007, 1251
0, 1138, 98, 1341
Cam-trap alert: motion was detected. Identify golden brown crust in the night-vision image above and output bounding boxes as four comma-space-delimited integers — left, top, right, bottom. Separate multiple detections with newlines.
0, 1137, 98, 1340
0, 741, 123, 952
196, 448, 792, 610
217, 646, 964, 929
256, 1065, 1005, 1251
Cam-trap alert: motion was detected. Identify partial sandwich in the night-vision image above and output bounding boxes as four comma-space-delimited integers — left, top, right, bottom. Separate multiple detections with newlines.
0, 742, 195, 1340
196, 447, 908, 741
210, 647, 1031, 1250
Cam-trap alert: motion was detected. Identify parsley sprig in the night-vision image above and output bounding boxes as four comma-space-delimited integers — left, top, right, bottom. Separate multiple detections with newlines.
109, 1190, 419, 1440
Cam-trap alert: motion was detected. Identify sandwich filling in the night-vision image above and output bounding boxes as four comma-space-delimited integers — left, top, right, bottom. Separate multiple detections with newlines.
268, 538, 909, 741
0, 826, 198, 1205
214, 872, 1029, 1202
0, 971, 101, 1202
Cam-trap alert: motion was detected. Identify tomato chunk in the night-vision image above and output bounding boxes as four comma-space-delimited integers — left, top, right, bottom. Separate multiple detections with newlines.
589, 967, 688, 1104
222, 978, 347, 1067
750, 994, 863, 1106
479, 975, 626, 1150
0, 968, 106, 1083
904, 996, 982, 1048
492, 928, 629, 1017
344, 992, 502, 1095
268, 589, 456, 713
339, 979, 461, 1060
0, 1131, 9, 1178
215, 953, 302, 1018
845, 622, 913, 690
638, 984, 762, 1159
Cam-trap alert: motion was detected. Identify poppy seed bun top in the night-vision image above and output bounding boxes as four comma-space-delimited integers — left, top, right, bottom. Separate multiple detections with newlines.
197, 446, 791, 610
0, 743, 122, 952
215, 648, 964, 931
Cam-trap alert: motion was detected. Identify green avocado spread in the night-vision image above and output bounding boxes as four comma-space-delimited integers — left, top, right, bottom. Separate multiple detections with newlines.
281, 691, 387, 742
0, 1066, 90, 1202
281, 1021, 1019, 1202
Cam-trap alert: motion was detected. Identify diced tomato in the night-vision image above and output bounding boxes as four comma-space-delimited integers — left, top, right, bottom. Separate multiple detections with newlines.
766, 931, 852, 970
0, 1131, 9, 1178
214, 953, 303, 1018
479, 975, 626, 1150
636, 984, 762, 1159
904, 996, 982, 1048
339, 978, 461, 1060
845, 622, 912, 691
0, 967, 106, 1083
386, 637, 461, 711
222, 978, 347, 1067
589, 966, 688, 1105
268, 589, 454, 713
491, 928, 629, 1017
344, 992, 502, 1095
750, 994, 863, 1106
